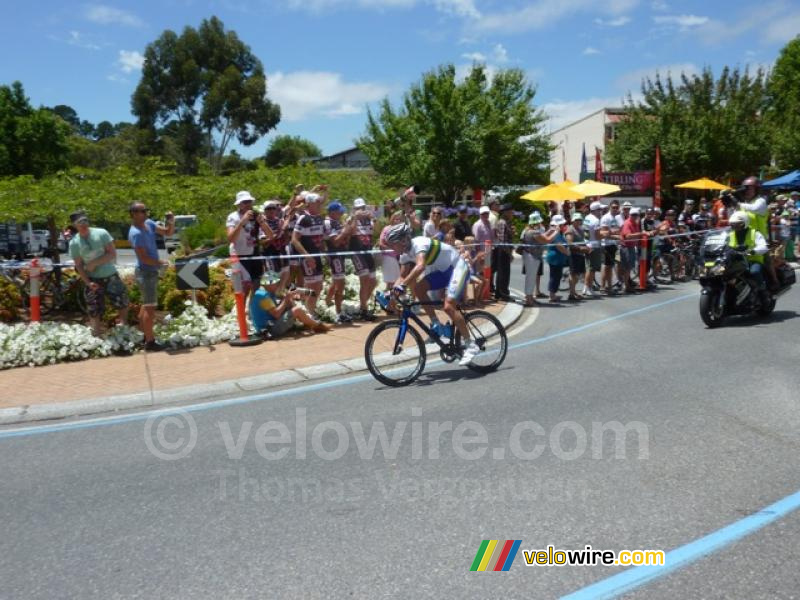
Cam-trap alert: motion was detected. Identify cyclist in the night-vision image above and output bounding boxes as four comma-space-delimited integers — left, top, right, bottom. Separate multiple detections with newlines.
383, 223, 481, 366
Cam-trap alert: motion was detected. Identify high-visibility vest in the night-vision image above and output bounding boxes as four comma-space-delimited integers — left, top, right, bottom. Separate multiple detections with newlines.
729, 229, 764, 264
745, 210, 768, 238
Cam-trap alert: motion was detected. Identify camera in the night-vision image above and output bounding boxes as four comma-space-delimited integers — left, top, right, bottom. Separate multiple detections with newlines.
289, 284, 317, 298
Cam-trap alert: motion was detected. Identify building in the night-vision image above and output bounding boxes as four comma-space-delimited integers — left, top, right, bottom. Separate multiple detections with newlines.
549, 107, 655, 207
311, 147, 371, 170
549, 107, 627, 183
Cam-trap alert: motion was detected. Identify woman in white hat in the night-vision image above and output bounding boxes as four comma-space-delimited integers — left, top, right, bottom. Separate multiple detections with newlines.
519, 212, 558, 306
544, 215, 571, 303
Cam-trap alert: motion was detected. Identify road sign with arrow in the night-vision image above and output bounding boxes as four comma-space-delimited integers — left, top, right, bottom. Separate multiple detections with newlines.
175, 259, 209, 290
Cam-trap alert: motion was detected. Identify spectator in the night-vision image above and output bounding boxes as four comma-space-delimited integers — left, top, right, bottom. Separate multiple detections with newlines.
261, 199, 290, 292
323, 201, 354, 323
128, 201, 174, 352
250, 282, 330, 338
283, 186, 307, 287
461, 235, 486, 304
227, 190, 272, 307
442, 220, 456, 245
68, 211, 129, 336
486, 193, 501, 228
349, 197, 378, 321
379, 210, 405, 291
453, 206, 472, 241
424, 207, 445, 240
292, 192, 326, 314
693, 202, 713, 231
519, 212, 555, 306
678, 199, 695, 229
493, 203, 515, 301
599, 199, 622, 294
471, 206, 494, 293
545, 215, 570, 303
620, 207, 648, 293
582, 201, 605, 298
565, 211, 590, 301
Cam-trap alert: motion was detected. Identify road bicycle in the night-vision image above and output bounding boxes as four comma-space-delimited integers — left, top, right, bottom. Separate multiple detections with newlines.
364, 295, 508, 386
0, 260, 87, 315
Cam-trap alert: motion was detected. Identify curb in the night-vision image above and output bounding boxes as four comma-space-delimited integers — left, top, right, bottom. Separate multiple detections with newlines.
0, 302, 526, 426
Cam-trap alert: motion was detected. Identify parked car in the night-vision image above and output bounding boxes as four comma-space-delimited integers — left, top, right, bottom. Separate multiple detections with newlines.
164, 215, 198, 252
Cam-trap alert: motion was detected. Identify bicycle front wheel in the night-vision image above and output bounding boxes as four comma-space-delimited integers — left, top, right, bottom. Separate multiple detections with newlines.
455, 310, 507, 373
364, 320, 427, 387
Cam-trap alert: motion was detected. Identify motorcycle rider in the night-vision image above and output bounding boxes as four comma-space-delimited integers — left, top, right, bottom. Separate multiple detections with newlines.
728, 211, 769, 296
737, 176, 779, 290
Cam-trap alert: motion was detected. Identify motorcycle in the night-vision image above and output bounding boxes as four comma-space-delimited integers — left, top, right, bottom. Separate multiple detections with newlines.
698, 230, 795, 328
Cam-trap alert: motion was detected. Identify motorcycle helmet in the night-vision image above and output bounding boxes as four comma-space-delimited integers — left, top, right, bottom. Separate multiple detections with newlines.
729, 211, 749, 230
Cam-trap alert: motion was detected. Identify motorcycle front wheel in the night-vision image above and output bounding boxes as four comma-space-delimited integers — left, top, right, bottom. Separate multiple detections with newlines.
699, 289, 725, 328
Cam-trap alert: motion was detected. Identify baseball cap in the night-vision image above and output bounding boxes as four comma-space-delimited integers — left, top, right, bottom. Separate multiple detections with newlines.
235, 190, 256, 205
590, 201, 606, 211
790, 191, 799, 197
69, 211, 89, 224
479, 206, 491, 215
550, 215, 566, 226
500, 203, 513, 212
263, 200, 281, 210
630, 207, 641, 215
685, 198, 695, 205
327, 201, 344, 213
622, 201, 632, 208
305, 193, 322, 204
353, 197, 366, 209
571, 212, 584, 221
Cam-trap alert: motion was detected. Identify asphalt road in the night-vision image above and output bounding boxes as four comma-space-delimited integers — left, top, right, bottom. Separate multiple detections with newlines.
1, 272, 799, 599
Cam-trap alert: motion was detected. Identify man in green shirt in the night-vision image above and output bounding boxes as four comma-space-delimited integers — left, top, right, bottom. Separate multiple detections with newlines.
68, 211, 129, 335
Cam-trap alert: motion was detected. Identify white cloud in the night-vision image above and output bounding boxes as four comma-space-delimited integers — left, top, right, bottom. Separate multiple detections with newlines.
653, 14, 709, 30
85, 4, 144, 27
433, 0, 480, 18
542, 96, 629, 132
268, 71, 390, 121
582, 46, 600, 55
651, 0, 669, 10
117, 50, 144, 73
763, 11, 800, 43
107, 73, 129, 84
594, 16, 631, 26
492, 43, 508, 63
63, 30, 101, 50
284, 0, 479, 16
615, 62, 699, 92
462, 51, 487, 61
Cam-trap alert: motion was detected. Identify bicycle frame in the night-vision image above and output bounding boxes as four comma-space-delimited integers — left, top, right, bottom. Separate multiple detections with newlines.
393, 300, 454, 354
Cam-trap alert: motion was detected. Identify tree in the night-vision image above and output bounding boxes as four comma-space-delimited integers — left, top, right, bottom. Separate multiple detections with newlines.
0, 81, 71, 177
264, 135, 322, 167
94, 120, 116, 140
132, 16, 280, 174
767, 36, 800, 170
358, 64, 550, 205
606, 67, 770, 187
49, 104, 80, 130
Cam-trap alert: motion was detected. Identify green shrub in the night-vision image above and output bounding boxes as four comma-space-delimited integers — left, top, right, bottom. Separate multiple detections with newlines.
182, 219, 228, 251
0, 277, 22, 322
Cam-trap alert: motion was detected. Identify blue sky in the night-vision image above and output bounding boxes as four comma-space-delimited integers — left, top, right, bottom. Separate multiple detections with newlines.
1, 0, 797, 158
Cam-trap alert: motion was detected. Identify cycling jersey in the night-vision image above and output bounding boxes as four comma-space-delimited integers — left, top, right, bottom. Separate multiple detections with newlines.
295, 212, 325, 283
324, 217, 348, 281
403, 236, 468, 300
349, 212, 376, 276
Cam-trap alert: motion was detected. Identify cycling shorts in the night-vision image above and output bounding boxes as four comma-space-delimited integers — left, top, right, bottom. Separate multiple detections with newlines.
327, 254, 347, 280
424, 258, 469, 301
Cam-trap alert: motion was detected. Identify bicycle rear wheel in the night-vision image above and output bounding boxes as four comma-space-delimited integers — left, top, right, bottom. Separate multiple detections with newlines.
454, 310, 507, 373
364, 320, 427, 386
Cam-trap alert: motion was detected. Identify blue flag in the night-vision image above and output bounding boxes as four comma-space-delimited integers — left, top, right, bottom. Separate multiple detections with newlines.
580, 143, 587, 176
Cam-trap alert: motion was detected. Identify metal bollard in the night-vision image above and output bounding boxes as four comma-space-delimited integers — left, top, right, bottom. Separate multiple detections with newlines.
229, 258, 262, 348
483, 240, 492, 301
29, 258, 41, 322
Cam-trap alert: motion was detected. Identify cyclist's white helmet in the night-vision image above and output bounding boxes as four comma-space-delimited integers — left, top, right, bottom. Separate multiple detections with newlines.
385, 223, 413, 244
729, 211, 749, 228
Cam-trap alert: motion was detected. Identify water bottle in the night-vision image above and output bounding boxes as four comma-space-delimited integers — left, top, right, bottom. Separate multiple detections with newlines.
375, 290, 389, 310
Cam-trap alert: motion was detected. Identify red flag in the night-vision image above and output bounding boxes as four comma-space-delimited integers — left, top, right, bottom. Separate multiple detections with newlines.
654, 146, 662, 209
595, 148, 603, 182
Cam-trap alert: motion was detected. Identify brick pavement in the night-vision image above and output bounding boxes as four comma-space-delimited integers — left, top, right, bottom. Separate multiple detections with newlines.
0, 302, 507, 408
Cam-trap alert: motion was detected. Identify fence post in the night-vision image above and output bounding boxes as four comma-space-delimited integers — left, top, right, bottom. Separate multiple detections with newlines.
483, 240, 492, 301
229, 257, 262, 347
29, 258, 41, 322
639, 236, 648, 291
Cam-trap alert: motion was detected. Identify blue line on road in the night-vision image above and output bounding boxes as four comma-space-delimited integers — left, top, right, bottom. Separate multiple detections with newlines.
0, 292, 695, 440
561, 488, 800, 600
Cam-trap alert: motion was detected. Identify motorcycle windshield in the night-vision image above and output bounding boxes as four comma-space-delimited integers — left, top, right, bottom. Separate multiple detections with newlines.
703, 230, 728, 253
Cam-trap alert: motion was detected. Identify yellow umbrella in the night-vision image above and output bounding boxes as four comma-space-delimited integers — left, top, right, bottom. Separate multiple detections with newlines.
675, 177, 730, 191
521, 183, 585, 202
570, 179, 621, 196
